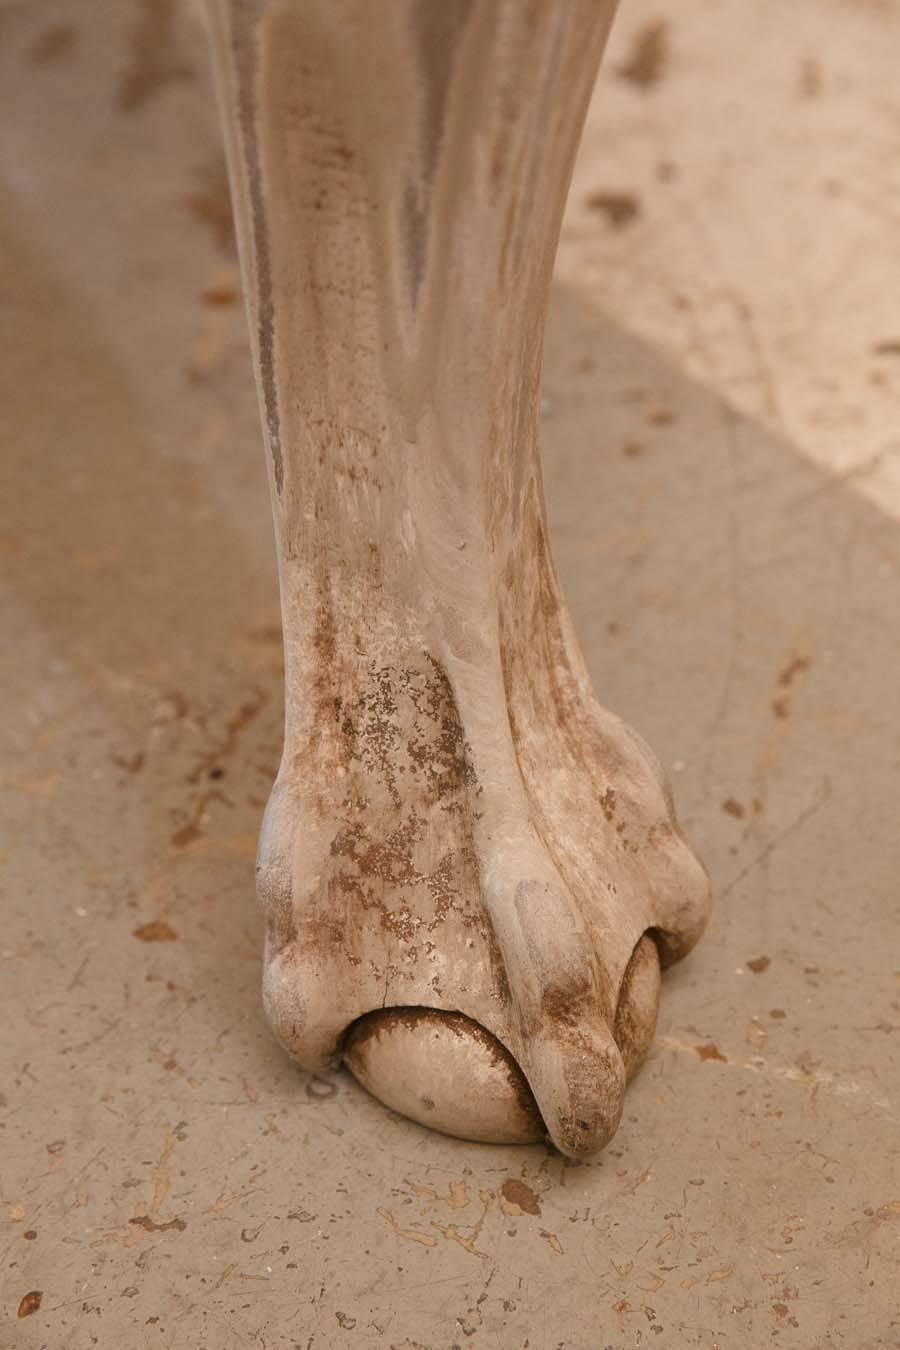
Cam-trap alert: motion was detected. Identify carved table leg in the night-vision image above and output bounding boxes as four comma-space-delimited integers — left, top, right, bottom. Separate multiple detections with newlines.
207, 0, 710, 1157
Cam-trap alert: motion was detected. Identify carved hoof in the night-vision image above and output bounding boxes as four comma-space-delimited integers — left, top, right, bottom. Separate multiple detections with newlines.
257, 625, 709, 1158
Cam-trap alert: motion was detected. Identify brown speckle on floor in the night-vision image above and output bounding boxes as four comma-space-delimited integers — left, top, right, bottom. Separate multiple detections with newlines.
616, 19, 670, 90
201, 285, 239, 307
113, 750, 146, 775
116, 0, 192, 113
694, 1043, 728, 1063
772, 654, 811, 719
29, 23, 76, 67
500, 1178, 542, 1216
128, 1214, 187, 1233
747, 955, 771, 974
585, 189, 641, 227
777, 655, 811, 688
798, 57, 822, 99
185, 157, 236, 256
17, 1291, 43, 1318
133, 919, 178, 942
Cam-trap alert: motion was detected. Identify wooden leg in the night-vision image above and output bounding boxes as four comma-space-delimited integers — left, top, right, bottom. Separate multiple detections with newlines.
207, 0, 710, 1157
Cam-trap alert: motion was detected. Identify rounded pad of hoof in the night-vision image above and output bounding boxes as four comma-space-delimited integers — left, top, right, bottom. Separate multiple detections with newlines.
343, 1007, 545, 1145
